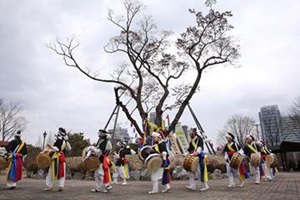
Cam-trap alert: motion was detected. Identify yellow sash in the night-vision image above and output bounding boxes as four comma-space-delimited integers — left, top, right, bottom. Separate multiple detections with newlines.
261, 147, 267, 154
247, 144, 257, 153
191, 138, 198, 150
227, 143, 235, 152
51, 153, 60, 180
154, 144, 160, 153
16, 142, 25, 153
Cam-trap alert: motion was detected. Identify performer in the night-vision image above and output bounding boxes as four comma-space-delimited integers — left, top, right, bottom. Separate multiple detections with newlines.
148, 132, 171, 194
223, 132, 245, 188
186, 128, 209, 191
5, 130, 27, 189
90, 129, 113, 193
259, 141, 273, 181
112, 141, 136, 185
243, 134, 261, 184
44, 127, 71, 191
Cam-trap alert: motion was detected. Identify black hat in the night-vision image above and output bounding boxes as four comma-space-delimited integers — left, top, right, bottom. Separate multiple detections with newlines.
15, 130, 21, 137
58, 127, 67, 136
99, 129, 108, 134
226, 132, 235, 140
246, 134, 255, 141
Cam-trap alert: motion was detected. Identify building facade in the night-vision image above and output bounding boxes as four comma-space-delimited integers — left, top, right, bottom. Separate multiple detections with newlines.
259, 105, 282, 149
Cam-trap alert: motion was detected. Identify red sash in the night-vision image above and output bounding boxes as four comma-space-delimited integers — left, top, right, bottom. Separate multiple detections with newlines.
103, 155, 111, 184
16, 153, 23, 181
58, 152, 66, 178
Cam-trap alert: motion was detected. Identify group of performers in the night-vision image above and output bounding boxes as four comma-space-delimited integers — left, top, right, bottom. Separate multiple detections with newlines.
223, 132, 277, 188
2, 127, 277, 194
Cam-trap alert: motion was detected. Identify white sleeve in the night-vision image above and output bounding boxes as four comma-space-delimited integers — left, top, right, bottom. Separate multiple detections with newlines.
106, 141, 112, 151
130, 149, 136, 155
196, 147, 202, 154
52, 146, 59, 152
65, 141, 72, 151
238, 149, 245, 156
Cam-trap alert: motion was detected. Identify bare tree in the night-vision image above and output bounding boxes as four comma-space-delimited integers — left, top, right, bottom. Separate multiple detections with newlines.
285, 96, 300, 135
48, 0, 240, 137
290, 96, 300, 116
262, 116, 282, 150
217, 114, 255, 147
0, 99, 27, 141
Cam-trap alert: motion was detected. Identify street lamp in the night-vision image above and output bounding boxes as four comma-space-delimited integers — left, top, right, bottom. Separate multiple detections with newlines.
42, 131, 47, 149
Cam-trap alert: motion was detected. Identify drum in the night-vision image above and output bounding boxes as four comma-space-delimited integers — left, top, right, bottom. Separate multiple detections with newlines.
36, 148, 53, 170
139, 146, 155, 161
82, 146, 100, 171
145, 154, 163, 172
270, 153, 278, 168
265, 155, 274, 166
250, 153, 260, 167
83, 157, 100, 171
0, 148, 7, 170
139, 146, 163, 172
183, 154, 199, 172
0, 157, 7, 170
230, 153, 243, 169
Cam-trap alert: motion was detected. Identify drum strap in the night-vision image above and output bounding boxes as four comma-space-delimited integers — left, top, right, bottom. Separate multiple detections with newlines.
247, 144, 257, 153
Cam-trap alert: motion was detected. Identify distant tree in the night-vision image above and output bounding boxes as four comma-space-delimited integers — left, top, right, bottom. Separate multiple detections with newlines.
283, 96, 300, 136
24, 144, 42, 175
290, 96, 300, 116
0, 99, 27, 141
67, 132, 91, 157
262, 116, 282, 150
49, 0, 240, 137
289, 96, 300, 130
217, 114, 255, 147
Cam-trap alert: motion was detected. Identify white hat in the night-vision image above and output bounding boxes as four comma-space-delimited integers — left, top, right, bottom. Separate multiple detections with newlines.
151, 132, 160, 138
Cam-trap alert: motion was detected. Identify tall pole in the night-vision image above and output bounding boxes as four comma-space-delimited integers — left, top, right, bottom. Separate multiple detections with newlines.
43, 131, 47, 149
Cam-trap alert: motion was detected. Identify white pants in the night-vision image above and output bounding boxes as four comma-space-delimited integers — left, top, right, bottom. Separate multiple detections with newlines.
149, 167, 163, 192
226, 162, 241, 185
113, 166, 126, 179
262, 163, 272, 179
94, 163, 110, 189
46, 163, 66, 188
187, 166, 200, 188
151, 167, 163, 181
249, 165, 260, 183
94, 167, 104, 189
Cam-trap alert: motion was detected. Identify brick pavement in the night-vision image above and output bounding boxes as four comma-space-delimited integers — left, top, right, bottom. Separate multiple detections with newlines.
0, 172, 299, 200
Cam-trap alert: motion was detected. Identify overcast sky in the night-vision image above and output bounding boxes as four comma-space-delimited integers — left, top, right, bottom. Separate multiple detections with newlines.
1, 0, 299, 146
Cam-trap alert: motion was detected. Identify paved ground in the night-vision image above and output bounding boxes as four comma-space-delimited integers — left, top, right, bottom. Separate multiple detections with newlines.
0, 172, 299, 200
